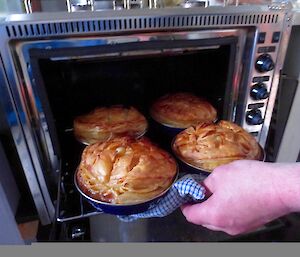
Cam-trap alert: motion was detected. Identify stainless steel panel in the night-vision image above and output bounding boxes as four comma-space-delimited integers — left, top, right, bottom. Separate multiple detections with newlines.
293, 10, 300, 25
0, 51, 54, 225
242, 14, 293, 146
0, 178, 24, 244
89, 209, 285, 242
0, 140, 20, 214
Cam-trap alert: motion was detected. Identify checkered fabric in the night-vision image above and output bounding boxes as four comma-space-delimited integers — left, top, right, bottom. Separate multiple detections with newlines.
118, 174, 207, 222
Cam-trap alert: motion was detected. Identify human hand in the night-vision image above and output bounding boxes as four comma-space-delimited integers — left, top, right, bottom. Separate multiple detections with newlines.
181, 160, 300, 235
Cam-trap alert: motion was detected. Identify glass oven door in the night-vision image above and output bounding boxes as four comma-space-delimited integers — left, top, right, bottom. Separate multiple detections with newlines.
13, 29, 248, 224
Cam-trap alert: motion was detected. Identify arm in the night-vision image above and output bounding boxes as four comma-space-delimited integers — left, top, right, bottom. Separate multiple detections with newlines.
181, 160, 300, 235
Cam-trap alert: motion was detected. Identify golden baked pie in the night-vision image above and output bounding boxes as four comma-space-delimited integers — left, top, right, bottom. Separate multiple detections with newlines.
76, 137, 177, 204
150, 92, 217, 128
74, 106, 148, 145
172, 120, 263, 172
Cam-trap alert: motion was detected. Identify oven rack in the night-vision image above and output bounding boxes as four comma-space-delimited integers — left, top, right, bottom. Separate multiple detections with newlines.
56, 168, 286, 242
55, 120, 184, 223
56, 167, 101, 222
55, 119, 176, 222
55, 128, 286, 241
55, 129, 102, 222
56, 167, 286, 242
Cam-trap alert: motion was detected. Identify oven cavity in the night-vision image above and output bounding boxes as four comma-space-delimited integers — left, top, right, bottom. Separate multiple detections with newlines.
33, 41, 233, 221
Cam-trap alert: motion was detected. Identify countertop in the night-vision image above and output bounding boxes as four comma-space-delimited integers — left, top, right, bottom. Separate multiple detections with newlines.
87, 211, 300, 242
36, 211, 300, 242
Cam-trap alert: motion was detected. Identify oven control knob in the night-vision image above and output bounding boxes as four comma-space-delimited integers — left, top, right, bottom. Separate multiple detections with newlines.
255, 54, 275, 73
250, 83, 269, 100
246, 109, 264, 125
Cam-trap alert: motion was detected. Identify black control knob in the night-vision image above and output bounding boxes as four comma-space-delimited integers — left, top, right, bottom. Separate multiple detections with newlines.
250, 83, 269, 100
255, 54, 275, 73
246, 109, 264, 125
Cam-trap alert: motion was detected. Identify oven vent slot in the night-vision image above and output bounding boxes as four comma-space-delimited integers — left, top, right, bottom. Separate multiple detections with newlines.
4, 13, 279, 39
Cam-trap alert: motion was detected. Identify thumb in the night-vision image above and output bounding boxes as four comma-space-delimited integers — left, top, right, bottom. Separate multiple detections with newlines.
201, 172, 217, 195
181, 197, 215, 225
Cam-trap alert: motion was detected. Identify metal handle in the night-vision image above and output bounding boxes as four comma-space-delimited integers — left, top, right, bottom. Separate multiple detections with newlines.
24, 0, 33, 13
123, 0, 148, 9
66, 0, 95, 12
71, 225, 86, 239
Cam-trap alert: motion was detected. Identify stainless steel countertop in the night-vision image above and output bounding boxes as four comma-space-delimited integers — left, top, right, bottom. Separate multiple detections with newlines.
88, 209, 285, 242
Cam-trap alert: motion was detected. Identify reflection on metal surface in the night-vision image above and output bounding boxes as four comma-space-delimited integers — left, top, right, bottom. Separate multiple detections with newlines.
90, 214, 148, 242
89, 209, 285, 242
67, 0, 95, 12
24, 0, 33, 14
65, 0, 275, 11
180, 0, 208, 8
23, 0, 42, 13
66, 0, 156, 11
0, 54, 54, 225
71, 225, 86, 239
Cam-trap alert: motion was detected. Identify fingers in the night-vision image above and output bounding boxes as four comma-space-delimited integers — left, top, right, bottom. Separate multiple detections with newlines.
181, 174, 218, 225
181, 198, 214, 225
203, 224, 256, 236
181, 200, 266, 236
181, 203, 251, 236
200, 177, 214, 197
202, 224, 224, 232
199, 164, 230, 197
199, 171, 218, 195
181, 200, 229, 234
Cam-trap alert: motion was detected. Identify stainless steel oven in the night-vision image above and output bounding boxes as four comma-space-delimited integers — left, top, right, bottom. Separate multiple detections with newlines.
0, 2, 294, 241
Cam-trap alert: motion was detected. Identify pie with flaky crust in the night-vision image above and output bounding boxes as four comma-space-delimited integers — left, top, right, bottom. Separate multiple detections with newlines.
150, 92, 217, 128
76, 137, 177, 204
172, 120, 263, 172
74, 106, 148, 145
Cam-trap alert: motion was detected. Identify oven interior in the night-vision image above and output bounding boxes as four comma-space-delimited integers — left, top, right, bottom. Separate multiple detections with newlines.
30, 38, 236, 221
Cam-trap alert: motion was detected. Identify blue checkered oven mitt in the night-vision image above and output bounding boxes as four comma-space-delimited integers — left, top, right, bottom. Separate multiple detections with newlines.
117, 174, 207, 222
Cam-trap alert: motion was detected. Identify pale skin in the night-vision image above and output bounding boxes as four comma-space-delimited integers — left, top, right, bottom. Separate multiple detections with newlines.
181, 160, 300, 235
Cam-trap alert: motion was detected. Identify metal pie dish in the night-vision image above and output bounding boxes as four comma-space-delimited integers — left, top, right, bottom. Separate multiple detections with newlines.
76, 129, 148, 146
171, 137, 266, 175
150, 118, 185, 139
74, 166, 179, 215
150, 114, 219, 141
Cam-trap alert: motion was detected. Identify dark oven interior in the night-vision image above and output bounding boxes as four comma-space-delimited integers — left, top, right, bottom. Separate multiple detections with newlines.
30, 38, 235, 221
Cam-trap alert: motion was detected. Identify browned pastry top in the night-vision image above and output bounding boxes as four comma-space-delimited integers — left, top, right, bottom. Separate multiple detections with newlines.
150, 92, 217, 128
172, 120, 262, 172
73, 106, 148, 145
76, 137, 177, 204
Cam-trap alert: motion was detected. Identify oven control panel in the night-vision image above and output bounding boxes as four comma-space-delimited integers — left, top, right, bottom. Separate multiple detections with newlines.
243, 30, 284, 144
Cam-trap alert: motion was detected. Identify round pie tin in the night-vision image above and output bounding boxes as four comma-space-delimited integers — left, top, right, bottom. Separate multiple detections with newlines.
74, 166, 179, 215
171, 137, 266, 176
75, 129, 148, 146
